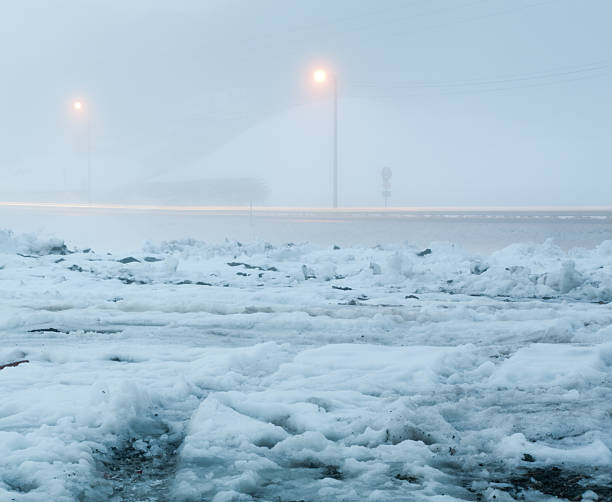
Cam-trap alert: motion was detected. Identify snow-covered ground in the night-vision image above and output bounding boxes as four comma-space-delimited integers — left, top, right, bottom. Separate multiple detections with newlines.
0, 229, 610, 501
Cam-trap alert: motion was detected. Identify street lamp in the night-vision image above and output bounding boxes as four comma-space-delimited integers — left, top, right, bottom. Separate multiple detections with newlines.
73, 100, 91, 204
313, 68, 338, 208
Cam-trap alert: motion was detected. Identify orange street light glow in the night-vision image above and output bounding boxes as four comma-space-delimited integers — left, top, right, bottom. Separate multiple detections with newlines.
313, 69, 327, 83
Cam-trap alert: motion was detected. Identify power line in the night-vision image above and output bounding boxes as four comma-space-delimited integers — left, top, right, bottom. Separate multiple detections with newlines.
385, 0, 562, 39
349, 59, 612, 94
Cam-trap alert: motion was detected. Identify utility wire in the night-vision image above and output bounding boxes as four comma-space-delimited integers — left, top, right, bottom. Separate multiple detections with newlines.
349, 59, 612, 94
386, 0, 562, 38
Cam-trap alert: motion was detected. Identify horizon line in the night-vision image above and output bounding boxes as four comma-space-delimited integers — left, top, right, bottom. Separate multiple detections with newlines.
1, 201, 612, 213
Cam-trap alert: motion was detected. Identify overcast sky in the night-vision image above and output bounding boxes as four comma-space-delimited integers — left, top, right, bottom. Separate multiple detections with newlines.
1, 0, 611, 206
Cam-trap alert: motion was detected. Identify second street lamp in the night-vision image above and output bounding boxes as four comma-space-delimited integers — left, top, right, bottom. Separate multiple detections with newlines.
73, 100, 91, 204
313, 68, 338, 208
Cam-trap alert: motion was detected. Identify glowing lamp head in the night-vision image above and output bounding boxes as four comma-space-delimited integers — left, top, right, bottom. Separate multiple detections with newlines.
313, 69, 327, 84
73, 101, 83, 111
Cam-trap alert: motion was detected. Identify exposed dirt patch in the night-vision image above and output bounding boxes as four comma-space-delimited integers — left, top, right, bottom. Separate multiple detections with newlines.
99, 434, 183, 501
507, 466, 612, 501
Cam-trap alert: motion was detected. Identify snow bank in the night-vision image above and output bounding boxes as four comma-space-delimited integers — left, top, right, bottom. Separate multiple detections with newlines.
0, 229, 69, 256
3, 229, 612, 302
141, 236, 612, 302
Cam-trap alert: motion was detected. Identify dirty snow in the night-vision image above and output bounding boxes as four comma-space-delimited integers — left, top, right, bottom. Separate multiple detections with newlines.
0, 229, 611, 501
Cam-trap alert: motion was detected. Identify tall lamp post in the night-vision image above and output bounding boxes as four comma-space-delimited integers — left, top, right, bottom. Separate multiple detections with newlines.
313, 68, 338, 208
73, 100, 91, 204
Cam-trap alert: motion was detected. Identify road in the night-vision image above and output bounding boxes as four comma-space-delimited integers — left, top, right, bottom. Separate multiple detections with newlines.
1, 201, 612, 253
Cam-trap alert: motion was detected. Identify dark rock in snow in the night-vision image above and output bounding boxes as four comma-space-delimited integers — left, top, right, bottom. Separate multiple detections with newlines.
417, 248, 432, 257
143, 257, 163, 262
18, 243, 72, 257
405, 295, 420, 300
0, 360, 29, 371
395, 473, 419, 483
118, 276, 147, 285
302, 265, 316, 280
471, 262, 489, 275
332, 285, 352, 291
227, 261, 277, 272
48, 244, 70, 255
321, 465, 343, 480
118, 257, 141, 264
28, 327, 67, 334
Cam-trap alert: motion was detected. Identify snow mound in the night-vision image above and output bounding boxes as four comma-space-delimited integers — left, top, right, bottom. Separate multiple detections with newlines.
141, 236, 612, 302
0, 229, 69, 256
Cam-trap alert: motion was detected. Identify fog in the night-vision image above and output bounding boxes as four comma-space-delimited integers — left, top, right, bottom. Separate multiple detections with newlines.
2, 0, 612, 207
3, 6, 612, 498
